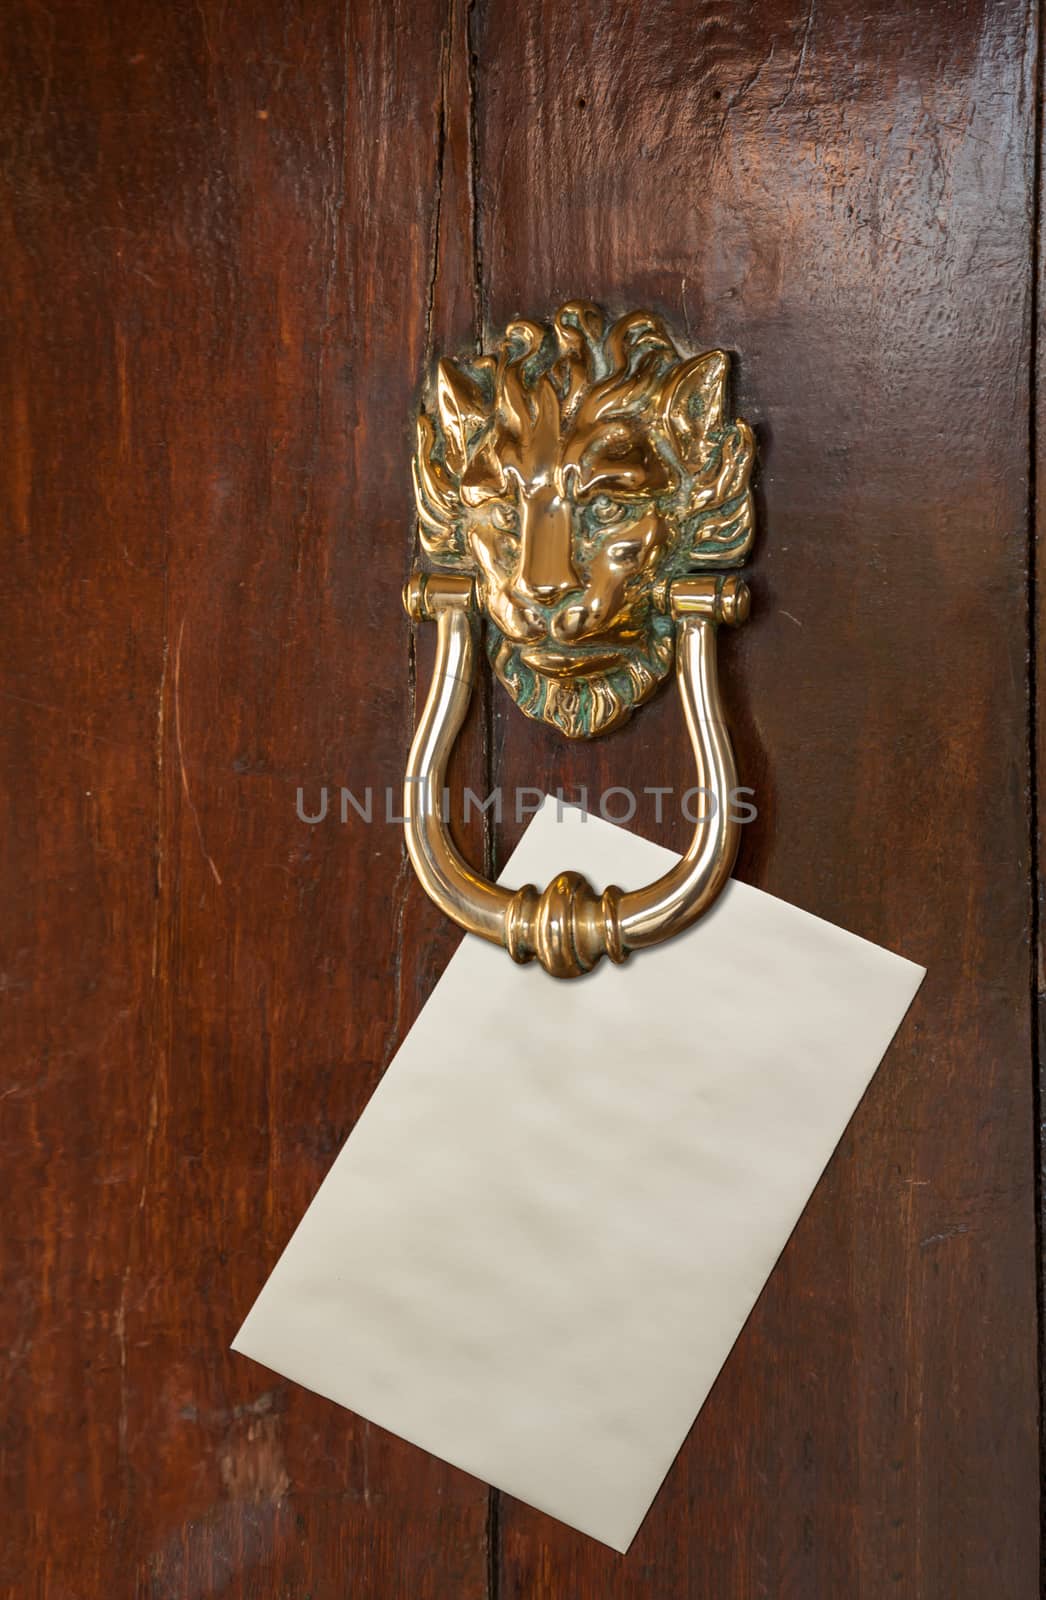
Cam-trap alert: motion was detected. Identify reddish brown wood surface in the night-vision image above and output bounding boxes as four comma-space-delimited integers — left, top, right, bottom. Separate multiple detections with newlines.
0, 2, 492, 1595
1038, 0, 1046, 1520
477, 1, 1041, 1595
0, 0, 1041, 1596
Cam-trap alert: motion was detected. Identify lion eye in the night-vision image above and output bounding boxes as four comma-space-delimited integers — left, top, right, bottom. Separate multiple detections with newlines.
590, 494, 628, 526
489, 501, 518, 532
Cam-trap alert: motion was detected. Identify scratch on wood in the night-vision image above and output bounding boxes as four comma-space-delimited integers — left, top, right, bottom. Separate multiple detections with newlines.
919, 1224, 970, 1251
680, 274, 694, 348
116, 1051, 162, 1460
174, 616, 222, 887
152, 625, 171, 972
727, 41, 777, 116
772, 0, 815, 113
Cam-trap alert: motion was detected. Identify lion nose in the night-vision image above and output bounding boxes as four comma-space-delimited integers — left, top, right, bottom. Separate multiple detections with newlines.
517, 573, 576, 602
514, 491, 580, 604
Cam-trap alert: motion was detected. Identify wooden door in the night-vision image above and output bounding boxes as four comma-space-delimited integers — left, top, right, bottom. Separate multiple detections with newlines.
1, 0, 1040, 1595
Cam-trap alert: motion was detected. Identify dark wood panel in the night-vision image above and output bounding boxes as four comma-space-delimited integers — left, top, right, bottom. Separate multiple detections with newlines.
473, 0, 1041, 1593
1035, 0, 1046, 1541
0, 0, 1040, 1595
0, 2, 490, 1596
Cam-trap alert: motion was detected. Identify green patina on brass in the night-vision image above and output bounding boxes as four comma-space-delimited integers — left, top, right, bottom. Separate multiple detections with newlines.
412, 301, 755, 738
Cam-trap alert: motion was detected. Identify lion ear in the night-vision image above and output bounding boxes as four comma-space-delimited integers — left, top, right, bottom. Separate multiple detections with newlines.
662, 350, 728, 466
436, 358, 489, 476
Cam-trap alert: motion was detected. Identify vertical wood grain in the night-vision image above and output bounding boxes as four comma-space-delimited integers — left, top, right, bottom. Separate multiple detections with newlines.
1034, 0, 1046, 1566
0, 0, 1041, 1595
473, 0, 1041, 1593
0, 2, 490, 1595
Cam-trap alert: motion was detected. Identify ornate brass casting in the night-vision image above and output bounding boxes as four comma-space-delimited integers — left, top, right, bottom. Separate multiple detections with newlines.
403, 301, 755, 979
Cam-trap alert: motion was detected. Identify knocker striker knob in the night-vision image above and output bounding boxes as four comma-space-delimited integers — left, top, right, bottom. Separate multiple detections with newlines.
403, 301, 756, 979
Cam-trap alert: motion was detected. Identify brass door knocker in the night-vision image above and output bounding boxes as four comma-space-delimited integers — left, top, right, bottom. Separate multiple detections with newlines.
403, 301, 755, 979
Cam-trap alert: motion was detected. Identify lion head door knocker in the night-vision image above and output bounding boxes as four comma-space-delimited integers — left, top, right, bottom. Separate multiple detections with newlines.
402, 301, 755, 979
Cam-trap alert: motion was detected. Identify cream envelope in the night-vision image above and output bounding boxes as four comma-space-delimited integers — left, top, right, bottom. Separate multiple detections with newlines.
233, 801, 924, 1551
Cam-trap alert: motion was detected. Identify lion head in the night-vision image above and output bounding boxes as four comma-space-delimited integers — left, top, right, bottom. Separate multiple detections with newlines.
412, 301, 754, 738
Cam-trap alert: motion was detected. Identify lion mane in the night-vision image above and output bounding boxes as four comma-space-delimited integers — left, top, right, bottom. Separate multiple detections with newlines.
412, 301, 755, 736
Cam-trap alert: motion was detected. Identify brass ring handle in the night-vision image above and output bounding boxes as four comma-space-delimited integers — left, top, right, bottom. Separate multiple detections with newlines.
402, 572, 749, 980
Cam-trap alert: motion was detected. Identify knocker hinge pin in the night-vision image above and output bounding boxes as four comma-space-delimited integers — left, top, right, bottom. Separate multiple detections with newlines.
658, 573, 751, 628
403, 571, 477, 621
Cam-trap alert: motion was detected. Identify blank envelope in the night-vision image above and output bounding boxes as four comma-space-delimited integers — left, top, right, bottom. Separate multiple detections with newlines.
233, 802, 925, 1551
